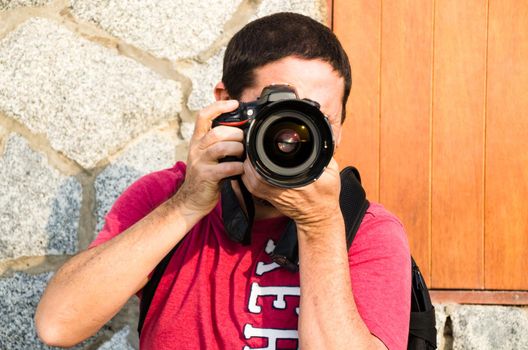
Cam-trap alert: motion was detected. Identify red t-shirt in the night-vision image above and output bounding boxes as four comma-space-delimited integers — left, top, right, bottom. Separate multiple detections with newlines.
90, 162, 411, 350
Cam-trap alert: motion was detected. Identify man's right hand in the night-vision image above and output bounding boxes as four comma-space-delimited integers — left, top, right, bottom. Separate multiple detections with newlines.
34, 100, 244, 348
175, 99, 245, 216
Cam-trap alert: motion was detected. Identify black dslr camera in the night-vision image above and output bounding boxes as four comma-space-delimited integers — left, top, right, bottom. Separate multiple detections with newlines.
212, 85, 334, 188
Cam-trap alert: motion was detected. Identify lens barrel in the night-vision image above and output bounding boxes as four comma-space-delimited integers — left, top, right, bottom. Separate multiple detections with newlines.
246, 99, 334, 188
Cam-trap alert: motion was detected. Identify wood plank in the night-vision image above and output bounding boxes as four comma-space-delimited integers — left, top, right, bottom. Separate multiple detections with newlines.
379, 1, 434, 283
431, 290, 528, 305
485, 0, 528, 289
326, 0, 333, 28
431, 0, 487, 289
333, 0, 381, 201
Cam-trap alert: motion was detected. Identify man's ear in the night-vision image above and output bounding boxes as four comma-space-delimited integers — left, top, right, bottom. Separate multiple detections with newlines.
214, 82, 231, 101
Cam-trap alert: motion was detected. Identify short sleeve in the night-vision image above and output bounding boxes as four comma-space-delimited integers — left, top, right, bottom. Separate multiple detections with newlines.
348, 203, 412, 350
89, 162, 187, 249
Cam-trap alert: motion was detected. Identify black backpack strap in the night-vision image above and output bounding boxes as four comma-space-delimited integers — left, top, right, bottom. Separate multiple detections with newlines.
338, 166, 370, 249
409, 309, 437, 349
408, 257, 437, 349
137, 243, 179, 336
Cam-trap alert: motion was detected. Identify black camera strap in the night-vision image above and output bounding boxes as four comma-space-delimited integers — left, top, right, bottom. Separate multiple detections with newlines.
220, 178, 254, 246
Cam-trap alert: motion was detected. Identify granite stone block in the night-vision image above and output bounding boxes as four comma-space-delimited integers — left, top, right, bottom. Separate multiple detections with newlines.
0, 272, 52, 349
0, 0, 51, 11
97, 326, 135, 350
0, 18, 182, 169
448, 304, 528, 350
434, 304, 448, 349
0, 134, 81, 261
70, 0, 243, 61
182, 48, 224, 111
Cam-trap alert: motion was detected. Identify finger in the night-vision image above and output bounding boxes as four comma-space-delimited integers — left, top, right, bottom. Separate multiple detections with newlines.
200, 125, 244, 150
193, 100, 239, 139
205, 141, 244, 161
208, 162, 244, 182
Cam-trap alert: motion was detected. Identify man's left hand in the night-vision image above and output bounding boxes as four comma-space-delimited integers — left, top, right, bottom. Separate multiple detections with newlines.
240, 157, 342, 231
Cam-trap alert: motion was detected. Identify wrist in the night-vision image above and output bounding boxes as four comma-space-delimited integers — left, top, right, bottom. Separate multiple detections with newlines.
295, 214, 344, 239
168, 192, 209, 229
295, 208, 343, 228
296, 215, 348, 265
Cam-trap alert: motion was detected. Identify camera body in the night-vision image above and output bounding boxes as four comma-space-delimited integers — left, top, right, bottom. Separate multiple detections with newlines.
212, 84, 334, 188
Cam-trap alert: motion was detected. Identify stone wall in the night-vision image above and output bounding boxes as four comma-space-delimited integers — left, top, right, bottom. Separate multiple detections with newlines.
0, 1, 526, 349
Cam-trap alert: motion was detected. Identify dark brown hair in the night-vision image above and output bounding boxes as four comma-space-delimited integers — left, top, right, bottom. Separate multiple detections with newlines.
222, 12, 352, 122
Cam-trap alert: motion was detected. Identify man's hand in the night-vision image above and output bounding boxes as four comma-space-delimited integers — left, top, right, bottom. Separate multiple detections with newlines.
240, 157, 342, 230
176, 100, 245, 216
35, 100, 245, 347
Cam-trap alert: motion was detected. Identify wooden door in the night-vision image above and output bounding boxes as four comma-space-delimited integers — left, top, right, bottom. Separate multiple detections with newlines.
333, 0, 528, 291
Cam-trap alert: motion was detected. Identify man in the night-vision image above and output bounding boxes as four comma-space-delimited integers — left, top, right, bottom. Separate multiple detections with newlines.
36, 13, 411, 350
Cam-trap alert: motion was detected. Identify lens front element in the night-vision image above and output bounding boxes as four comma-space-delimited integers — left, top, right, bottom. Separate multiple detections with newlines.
262, 117, 315, 170
275, 128, 301, 154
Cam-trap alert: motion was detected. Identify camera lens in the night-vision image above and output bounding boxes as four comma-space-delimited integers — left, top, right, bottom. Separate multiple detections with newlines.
246, 99, 334, 188
254, 112, 319, 178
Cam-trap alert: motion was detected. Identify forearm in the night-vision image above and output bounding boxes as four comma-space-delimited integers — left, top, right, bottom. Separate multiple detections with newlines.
35, 194, 203, 347
296, 218, 381, 350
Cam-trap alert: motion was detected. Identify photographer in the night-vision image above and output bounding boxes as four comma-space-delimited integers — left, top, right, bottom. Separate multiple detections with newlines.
35, 12, 411, 350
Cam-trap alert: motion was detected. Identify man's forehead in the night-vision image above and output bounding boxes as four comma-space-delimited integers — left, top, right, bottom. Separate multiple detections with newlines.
248, 57, 344, 122
253, 58, 342, 88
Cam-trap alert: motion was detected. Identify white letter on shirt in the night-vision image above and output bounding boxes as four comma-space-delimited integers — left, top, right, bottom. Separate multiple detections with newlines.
248, 282, 300, 314
256, 240, 281, 276
243, 324, 298, 350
